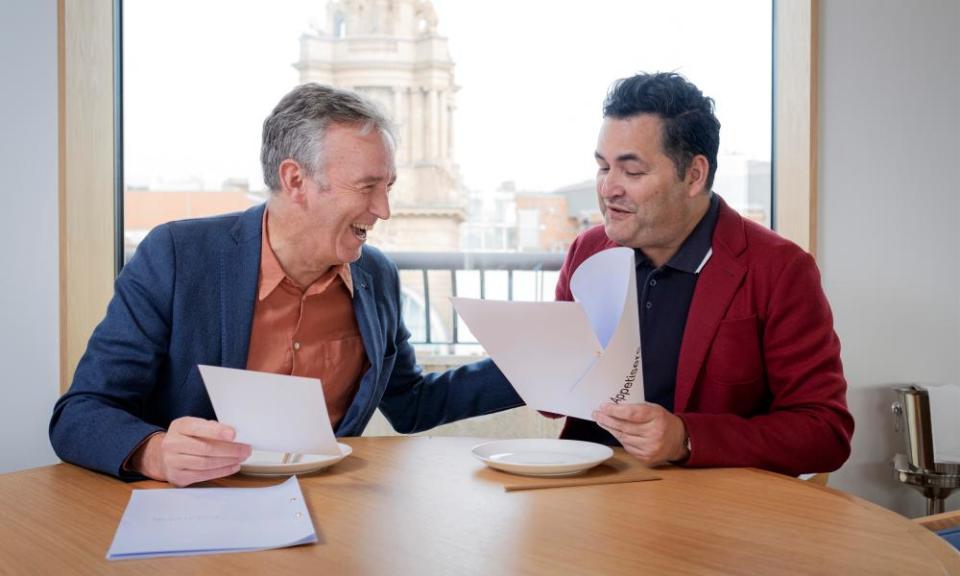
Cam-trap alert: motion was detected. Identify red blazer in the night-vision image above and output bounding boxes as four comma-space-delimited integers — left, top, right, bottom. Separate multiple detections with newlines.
555, 198, 854, 475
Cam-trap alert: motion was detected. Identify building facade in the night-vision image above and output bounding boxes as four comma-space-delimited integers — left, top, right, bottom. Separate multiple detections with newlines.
296, 0, 463, 252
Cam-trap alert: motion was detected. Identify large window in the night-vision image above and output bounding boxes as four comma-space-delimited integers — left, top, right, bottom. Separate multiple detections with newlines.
121, 0, 772, 352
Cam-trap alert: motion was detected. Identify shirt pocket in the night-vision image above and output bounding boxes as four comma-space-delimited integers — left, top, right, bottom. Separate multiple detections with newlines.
703, 315, 764, 386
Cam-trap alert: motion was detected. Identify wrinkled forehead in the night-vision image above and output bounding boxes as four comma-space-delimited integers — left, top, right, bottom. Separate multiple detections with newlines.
315, 123, 396, 185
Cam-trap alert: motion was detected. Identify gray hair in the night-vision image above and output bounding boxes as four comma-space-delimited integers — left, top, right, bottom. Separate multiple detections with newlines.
260, 83, 395, 192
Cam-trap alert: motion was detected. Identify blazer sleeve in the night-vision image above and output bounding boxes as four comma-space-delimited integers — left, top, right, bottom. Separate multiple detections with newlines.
374, 261, 524, 433
678, 250, 854, 475
48, 225, 176, 479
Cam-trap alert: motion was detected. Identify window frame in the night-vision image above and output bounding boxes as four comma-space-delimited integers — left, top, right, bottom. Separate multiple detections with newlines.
59, 0, 116, 393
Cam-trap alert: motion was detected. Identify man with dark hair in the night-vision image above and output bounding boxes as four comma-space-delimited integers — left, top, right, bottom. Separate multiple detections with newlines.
50, 84, 522, 486
557, 72, 853, 475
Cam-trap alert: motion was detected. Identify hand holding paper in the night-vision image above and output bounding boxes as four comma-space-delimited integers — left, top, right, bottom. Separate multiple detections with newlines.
592, 401, 690, 465
132, 416, 252, 487
452, 247, 643, 420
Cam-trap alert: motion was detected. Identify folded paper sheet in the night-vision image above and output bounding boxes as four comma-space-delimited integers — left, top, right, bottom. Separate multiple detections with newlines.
199, 365, 341, 456
107, 477, 316, 560
452, 247, 642, 420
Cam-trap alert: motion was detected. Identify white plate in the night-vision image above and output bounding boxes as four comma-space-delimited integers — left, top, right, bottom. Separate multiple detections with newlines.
472, 439, 614, 477
239, 442, 353, 477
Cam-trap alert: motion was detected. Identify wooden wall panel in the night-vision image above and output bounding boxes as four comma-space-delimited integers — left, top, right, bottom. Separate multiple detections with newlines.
60, 0, 115, 392
774, 0, 818, 256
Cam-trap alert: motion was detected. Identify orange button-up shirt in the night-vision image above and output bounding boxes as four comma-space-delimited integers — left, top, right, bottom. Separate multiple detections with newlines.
245, 211, 369, 429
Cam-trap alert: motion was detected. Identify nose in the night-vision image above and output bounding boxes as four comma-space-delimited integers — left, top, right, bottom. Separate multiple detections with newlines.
597, 170, 623, 199
370, 186, 391, 221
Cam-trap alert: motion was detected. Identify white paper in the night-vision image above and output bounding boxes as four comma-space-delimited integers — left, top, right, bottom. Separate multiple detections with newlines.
926, 383, 960, 463
452, 247, 642, 420
199, 365, 341, 455
107, 476, 316, 560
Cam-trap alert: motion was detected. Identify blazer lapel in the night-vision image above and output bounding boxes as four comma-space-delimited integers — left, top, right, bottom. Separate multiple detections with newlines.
220, 204, 265, 368
350, 261, 383, 377
674, 200, 747, 412
339, 258, 383, 431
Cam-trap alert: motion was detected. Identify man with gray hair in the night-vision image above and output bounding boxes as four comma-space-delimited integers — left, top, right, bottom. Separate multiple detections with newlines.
49, 84, 523, 486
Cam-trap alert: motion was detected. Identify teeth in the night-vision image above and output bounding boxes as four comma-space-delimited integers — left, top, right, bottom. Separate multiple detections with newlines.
351, 223, 371, 241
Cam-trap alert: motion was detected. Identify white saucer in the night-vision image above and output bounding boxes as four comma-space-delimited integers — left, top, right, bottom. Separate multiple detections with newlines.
472, 439, 614, 477
239, 443, 353, 477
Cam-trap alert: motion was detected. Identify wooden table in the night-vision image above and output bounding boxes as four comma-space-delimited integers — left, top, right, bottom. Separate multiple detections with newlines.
2, 436, 957, 575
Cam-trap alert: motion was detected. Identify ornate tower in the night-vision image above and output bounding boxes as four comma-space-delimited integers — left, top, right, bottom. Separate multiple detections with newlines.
296, 0, 464, 252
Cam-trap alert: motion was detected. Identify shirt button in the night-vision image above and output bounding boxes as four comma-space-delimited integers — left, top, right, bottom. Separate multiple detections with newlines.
645, 301, 653, 309
649, 279, 657, 287
293, 341, 301, 351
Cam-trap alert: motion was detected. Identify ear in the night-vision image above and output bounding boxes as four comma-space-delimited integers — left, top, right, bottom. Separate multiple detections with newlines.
684, 155, 710, 197
277, 159, 308, 204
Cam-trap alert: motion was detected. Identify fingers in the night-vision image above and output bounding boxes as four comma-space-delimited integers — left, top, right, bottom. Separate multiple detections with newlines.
160, 438, 250, 487
171, 453, 250, 472
605, 427, 670, 466
595, 402, 660, 424
163, 432, 252, 460
591, 402, 679, 465
592, 403, 660, 438
170, 416, 237, 441
159, 417, 252, 487
167, 462, 243, 488
616, 438, 661, 465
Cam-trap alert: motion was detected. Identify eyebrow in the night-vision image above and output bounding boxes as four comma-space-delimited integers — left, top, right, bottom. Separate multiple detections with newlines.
356, 174, 395, 185
594, 151, 648, 165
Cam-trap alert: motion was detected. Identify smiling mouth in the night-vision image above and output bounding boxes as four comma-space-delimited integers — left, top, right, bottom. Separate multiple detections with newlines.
351, 223, 372, 241
604, 204, 634, 218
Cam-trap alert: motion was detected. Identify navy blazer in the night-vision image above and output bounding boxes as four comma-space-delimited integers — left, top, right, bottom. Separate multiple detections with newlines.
50, 204, 522, 478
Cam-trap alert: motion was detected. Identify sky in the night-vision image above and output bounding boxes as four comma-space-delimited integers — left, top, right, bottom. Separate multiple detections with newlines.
123, 0, 771, 193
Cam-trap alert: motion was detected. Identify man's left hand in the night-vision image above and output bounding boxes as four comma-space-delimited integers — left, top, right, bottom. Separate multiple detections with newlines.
592, 402, 688, 466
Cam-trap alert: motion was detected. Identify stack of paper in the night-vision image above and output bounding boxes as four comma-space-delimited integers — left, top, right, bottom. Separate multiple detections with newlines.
107, 477, 316, 560
452, 247, 642, 420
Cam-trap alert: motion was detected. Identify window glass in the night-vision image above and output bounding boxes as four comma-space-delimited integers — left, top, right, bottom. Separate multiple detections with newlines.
123, 0, 772, 348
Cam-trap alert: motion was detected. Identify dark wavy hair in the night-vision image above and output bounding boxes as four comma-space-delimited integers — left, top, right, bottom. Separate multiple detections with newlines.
603, 72, 720, 190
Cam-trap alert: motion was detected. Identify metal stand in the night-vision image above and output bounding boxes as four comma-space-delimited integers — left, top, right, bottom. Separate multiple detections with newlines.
891, 385, 960, 514
893, 454, 960, 515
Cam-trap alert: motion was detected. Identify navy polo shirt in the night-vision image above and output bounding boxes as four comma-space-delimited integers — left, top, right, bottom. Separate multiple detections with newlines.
562, 193, 720, 446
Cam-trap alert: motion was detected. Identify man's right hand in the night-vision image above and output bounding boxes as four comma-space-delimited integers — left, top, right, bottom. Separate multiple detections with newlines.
130, 416, 252, 487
